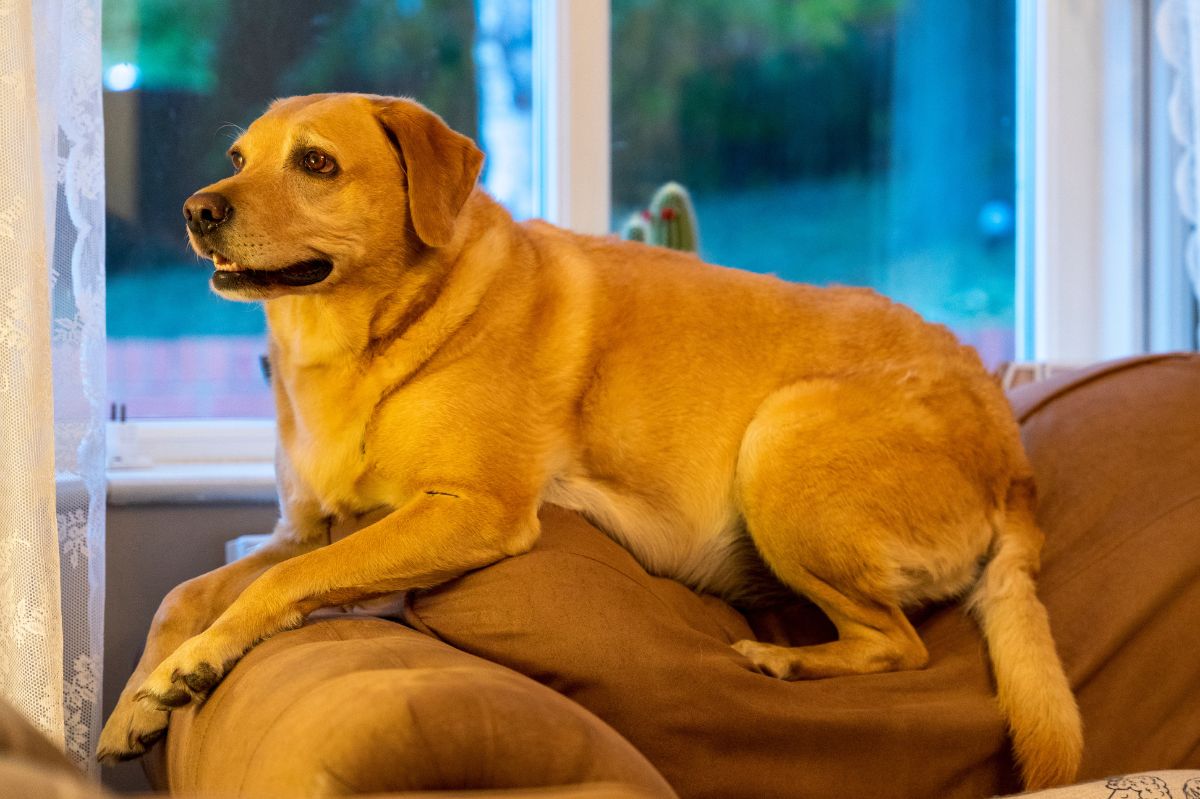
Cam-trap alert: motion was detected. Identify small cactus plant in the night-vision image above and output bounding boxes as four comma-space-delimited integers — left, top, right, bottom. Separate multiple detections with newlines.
620, 181, 700, 253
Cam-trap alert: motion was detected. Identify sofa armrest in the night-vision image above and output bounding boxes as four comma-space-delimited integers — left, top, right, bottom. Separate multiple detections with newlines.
148, 618, 674, 798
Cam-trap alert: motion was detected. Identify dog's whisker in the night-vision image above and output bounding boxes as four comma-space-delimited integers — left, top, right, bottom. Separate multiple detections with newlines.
216, 122, 246, 142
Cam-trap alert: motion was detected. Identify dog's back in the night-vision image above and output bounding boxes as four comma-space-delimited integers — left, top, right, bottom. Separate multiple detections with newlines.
522, 215, 1080, 788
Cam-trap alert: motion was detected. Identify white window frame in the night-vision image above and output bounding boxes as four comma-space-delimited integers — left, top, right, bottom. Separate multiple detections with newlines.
533, 0, 610, 233
1147, 4, 1200, 351
1018, 0, 1196, 362
112, 0, 1194, 502
107, 419, 276, 504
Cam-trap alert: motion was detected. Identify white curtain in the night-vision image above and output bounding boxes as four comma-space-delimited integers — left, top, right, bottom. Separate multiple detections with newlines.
0, 0, 106, 776
1159, 0, 1200, 312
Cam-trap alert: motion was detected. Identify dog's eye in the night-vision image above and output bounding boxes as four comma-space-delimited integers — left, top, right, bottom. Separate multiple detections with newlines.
230, 151, 244, 173
303, 150, 336, 174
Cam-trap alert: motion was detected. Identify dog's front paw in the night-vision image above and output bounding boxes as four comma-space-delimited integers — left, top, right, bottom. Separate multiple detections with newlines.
134, 634, 240, 711
96, 693, 169, 764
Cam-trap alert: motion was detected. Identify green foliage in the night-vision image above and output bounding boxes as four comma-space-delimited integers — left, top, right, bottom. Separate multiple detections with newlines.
101, 0, 478, 129
280, 0, 478, 133
785, 0, 901, 49
611, 0, 905, 208
103, 0, 228, 92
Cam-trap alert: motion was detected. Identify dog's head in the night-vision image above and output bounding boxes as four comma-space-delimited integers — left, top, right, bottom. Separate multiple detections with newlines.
183, 93, 484, 301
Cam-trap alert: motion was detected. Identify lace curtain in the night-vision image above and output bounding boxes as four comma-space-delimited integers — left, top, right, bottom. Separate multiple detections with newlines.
0, 0, 106, 776
1159, 0, 1200, 314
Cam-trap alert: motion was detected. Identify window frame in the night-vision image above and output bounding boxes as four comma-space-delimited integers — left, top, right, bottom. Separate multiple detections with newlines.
1146, 2, 1200, 352
533, 0, 610, 233
1017, 0, 1196, 362
107, 419, 276, 504
110, 0, 1190, 501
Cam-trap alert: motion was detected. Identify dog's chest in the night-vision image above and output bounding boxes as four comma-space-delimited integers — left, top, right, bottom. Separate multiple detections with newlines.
282, 371, 384, 515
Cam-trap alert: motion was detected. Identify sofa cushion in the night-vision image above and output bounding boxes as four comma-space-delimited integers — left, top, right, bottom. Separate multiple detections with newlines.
405, 353, 1200, 799
1007, 354, 1200, 775
157, 619, 676, 798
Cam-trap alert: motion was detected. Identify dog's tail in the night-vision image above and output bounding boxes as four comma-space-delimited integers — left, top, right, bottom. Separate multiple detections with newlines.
968, 476, 1083, 790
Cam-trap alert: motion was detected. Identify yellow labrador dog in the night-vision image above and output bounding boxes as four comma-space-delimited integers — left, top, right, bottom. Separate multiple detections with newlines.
98, 93, 1081, 788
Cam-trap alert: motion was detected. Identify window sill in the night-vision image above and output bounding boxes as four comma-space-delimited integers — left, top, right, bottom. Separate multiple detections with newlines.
107, 462, 277, 506
105, 419, 278, 505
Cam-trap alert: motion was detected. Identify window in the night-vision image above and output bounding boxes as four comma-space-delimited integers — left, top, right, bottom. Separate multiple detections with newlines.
103, 0, 533, 419
1020, 0, 1198, 361
104, 0, 1187, 457
611, 0, 1017, 368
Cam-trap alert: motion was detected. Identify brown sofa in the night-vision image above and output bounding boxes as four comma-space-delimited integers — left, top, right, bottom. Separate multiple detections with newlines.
140, 354, 1198, 798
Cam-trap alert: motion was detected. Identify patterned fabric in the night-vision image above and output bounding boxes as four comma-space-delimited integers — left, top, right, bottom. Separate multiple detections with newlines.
0, 0, 105, 776
1017, 772, 1200, 799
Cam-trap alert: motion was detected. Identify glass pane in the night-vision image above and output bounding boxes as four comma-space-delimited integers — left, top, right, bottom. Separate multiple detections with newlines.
104, 0, 533, 418
611, 0, 1016, 368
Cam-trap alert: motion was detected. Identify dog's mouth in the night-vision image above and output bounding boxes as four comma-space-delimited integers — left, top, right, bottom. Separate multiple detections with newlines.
209, 252, 334, 292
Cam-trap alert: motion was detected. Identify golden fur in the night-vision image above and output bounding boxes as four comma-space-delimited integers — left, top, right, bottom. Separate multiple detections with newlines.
98, 94, 1082, 788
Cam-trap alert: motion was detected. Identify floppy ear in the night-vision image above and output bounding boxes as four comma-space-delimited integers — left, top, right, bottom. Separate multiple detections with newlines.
377, 99, 485, 248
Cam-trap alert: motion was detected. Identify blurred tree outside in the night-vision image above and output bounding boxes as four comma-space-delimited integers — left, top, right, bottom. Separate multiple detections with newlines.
883, 0, 1015, 325
612, 0, 1016, 351
103, 0, 227, 93
613, 0, 899, 203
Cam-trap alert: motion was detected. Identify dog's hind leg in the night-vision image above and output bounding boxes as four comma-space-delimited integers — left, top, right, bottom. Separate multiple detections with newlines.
731, 378, 995, 680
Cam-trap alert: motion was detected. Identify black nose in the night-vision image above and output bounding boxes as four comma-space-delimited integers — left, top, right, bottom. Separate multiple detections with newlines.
183, 192, 232, 235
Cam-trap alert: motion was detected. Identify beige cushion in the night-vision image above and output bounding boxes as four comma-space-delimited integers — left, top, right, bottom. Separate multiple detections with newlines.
217, 785, 665, 799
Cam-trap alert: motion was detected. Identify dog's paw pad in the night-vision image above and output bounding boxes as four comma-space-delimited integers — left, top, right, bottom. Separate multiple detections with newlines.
135, 725, 167, 749
155, 686, 193, 707
182, 662, 220, 694
136, 681, 192, 705
97, 745, 140, 765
